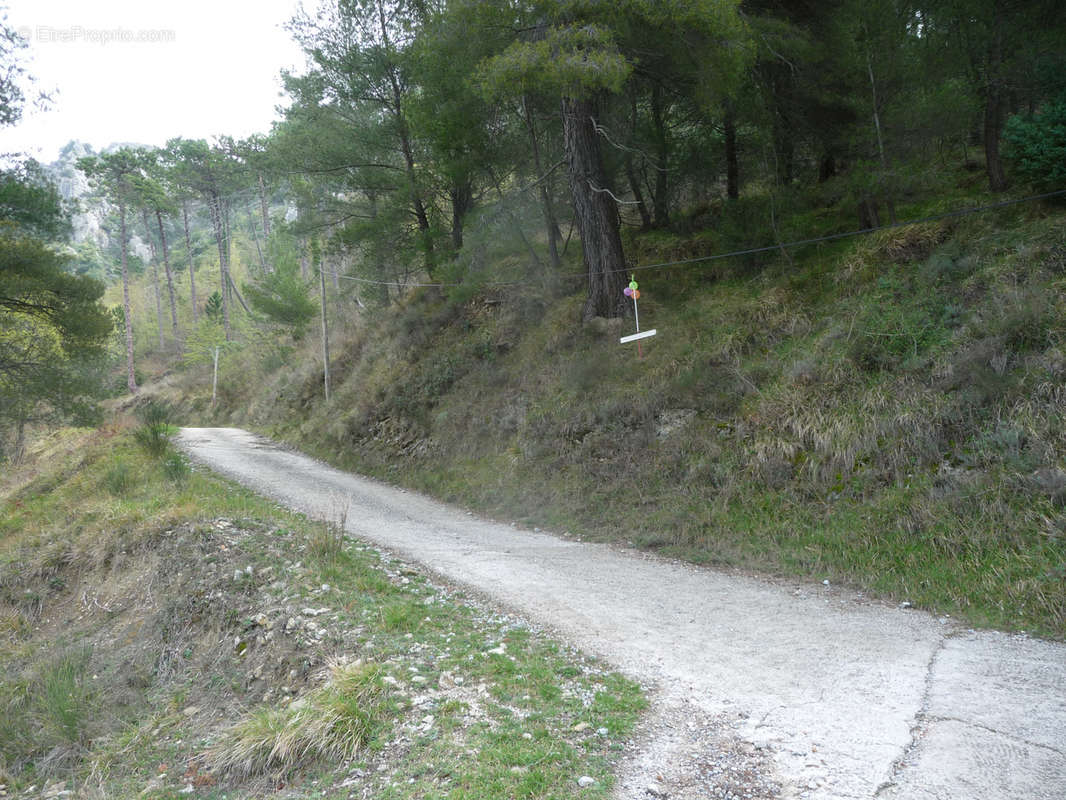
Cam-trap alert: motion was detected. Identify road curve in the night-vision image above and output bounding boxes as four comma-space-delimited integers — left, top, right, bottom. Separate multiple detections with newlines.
178, 427, 1066, 800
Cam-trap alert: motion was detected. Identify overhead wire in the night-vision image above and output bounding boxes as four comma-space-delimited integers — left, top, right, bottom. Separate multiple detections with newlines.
321, 187, 1066, 290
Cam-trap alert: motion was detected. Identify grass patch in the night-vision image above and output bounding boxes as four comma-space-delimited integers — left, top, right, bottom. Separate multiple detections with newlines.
208, 660, 388, 779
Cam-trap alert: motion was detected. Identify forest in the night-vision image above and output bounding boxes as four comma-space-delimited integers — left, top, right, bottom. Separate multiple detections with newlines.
5, 0, 1066, 428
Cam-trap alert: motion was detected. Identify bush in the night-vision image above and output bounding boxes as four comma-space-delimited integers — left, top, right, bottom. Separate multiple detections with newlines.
133, 399, 174, 458
1005, 96, 1066, 189
36, 647, 95, 746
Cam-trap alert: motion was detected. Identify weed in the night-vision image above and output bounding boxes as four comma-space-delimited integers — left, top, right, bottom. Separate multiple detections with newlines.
161, 451, 190, 486
380, 600, 422, 633
987, 287, 1058, 351
308, 494, 349, 565
103, 458, 134, 495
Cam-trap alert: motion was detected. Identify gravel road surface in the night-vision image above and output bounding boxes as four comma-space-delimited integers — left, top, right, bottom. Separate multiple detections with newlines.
178, 427, 1066, 800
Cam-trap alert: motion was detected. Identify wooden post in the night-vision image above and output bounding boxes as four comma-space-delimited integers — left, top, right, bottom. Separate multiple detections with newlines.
319, 254, 331, 404
212, 345, 220, 407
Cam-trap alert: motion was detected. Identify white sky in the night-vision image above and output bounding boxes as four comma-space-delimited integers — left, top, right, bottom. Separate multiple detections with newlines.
0, 0, 311, 162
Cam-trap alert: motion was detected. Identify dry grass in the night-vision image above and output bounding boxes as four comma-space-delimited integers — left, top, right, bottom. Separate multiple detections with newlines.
207, 658, 388, 779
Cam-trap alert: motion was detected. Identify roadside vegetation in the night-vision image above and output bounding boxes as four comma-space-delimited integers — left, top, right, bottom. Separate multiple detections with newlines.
0, 413, 643, 797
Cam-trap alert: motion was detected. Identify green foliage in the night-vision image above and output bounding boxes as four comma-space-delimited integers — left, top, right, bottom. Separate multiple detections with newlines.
479, 24, 632, 99
204, 290, 223, 322
0, 233, 111, 361
1005, 96, 1066, 189
36, 646, 95, 746
0, 160, 112, 451
0, 13, 31, 127
161, 450, 190, 486
103, 458, 134, 495
243, 232, 316, 336
0, 646, 96, 778
133, 400, 175, 458
0, 160, 71, 239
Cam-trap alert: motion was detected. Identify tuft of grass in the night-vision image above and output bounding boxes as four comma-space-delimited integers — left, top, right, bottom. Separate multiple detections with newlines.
0, 646, 96, 780
160, 451, 190, 486
208, 659, 387, 778
36, 646, 95, 747
103, 458, 134, 495
308, 494, 349, 565
380, 599, 423, 633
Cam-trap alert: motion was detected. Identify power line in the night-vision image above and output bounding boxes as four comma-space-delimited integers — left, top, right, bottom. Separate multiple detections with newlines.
323, 188, 1066, 289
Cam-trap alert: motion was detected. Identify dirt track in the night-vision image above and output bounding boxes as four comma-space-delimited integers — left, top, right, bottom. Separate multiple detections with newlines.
178, 427, 1066, 800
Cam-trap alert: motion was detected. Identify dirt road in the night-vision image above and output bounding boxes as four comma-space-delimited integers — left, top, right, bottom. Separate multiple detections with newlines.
178, 427, 1066, 800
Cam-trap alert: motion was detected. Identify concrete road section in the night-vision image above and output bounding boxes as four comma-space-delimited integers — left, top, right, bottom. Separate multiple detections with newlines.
178, 427, 1066, 800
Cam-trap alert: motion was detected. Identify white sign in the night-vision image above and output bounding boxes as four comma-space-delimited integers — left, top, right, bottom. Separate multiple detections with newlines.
620, 329, 657, 344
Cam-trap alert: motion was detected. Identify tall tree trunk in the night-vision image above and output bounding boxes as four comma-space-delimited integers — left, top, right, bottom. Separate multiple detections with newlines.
316, 242, 330, 404
524, 96, 562, 267
983, 29, 1009, 192
818, 152, 837, 183
377, 0, 434, 275
562, 95, 628, 321
119, 203, 137, 394
156, 210, 179, 347
182, 201, 198, 323
249, 212, 268, 275
223, 199, 233, 300
774, 120, 794, 185
649, 83, 670, 227
724, 99, 739, 200
12, 416, 26, 465
866, 46, 887, 171
142, 209, 165, 351
771, 70, 795, 186
209, 194, 232, 340
625, 156, 652, 227
489, 169, 543, 269
449, 182, 473, 251
625, 92, 653, 226
257, 172, 271, 237
865, 41, 896, 223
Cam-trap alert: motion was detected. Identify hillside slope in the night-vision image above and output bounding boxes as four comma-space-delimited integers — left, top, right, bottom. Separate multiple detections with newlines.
186, 186, 1066, 639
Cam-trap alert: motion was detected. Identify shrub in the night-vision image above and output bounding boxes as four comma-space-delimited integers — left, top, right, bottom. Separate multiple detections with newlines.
133, 399, 174, 458
1005, 96, 1066, 189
